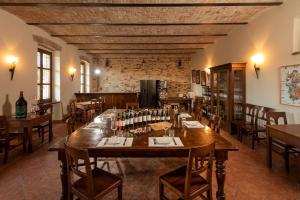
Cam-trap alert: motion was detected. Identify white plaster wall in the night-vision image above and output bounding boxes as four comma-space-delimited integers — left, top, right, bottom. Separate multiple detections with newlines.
192, 0, 300, 123
0, 9, 89, 119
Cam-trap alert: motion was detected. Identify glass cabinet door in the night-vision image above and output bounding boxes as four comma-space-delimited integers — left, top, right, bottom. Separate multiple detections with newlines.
233, 69, 244, 120
212, 72, 218, 116
218, 70, 228, 122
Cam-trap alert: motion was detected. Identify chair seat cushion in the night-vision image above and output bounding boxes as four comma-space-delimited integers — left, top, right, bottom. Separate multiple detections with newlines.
72, 168, 121, 197
160, 165, 208, 194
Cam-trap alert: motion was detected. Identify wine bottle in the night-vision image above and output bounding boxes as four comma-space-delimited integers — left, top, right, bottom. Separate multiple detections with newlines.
142, 110, 147, 126
138, 111, 143, 127
161, 109, 166, 121
122, 113, 126, 131
152, 110, 156, 123
156, 109, 161, 122
16, 91, 28, 119
147, 110, 152, 123
129, 111, 134, 129
166, 109, 171, 121
134, 111, 138, 128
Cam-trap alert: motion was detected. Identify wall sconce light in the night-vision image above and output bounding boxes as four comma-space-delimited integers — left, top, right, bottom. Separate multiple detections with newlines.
69, 67, 76, 81
205, 67, 211, 75
94, 68, 101, 76
6, 55, 18, 80
251, 53, 264, 79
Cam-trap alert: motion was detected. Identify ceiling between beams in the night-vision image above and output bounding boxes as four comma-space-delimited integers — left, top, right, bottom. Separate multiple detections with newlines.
0, 0, 283, 58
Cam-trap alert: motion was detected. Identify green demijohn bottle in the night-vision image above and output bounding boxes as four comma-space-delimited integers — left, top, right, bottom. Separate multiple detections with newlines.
16, 91, 27, 118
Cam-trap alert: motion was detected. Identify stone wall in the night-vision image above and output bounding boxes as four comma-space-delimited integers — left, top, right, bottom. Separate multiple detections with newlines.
92, 56, 192, 97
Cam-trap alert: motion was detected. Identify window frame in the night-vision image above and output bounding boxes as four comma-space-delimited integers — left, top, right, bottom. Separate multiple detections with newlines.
37, 48, 53, 102
80, 61, 86, 93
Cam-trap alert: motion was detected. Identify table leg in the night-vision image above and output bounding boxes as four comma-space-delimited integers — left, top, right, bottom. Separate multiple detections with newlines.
216, 152, 227, 200
49, 120, 53, 142
27, 126, 33, 153
58, 151, 69, 200
267, 132, 272, 168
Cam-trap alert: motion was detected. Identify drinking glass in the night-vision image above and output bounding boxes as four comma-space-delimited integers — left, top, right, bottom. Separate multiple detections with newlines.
163, 124, 169, 137
111, 118, 117, 136
168, 129, 175, 138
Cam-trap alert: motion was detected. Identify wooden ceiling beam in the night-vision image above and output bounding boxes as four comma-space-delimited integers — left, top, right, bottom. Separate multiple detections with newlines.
53, 34, 227, 37
28, 22, 248, 26
88, 52, 195, 55
68, 42, 214, 45
79, 48, 204, 50
0, 2, 283, 7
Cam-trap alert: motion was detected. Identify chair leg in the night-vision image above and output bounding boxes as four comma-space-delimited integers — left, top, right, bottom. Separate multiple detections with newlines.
159, 180, 164, 200
38, 128, 41, 137
207, 185, 213, 200
252, 132, 255, 149
3, 140, 9, 164
118, 182, 122, 200
284, 145, 290, 173
41, 127, 45, 143
22, 133, 27, 153
94, 157, 97, 168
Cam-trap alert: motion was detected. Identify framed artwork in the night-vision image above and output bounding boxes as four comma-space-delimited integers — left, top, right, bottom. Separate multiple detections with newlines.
280, 64, 300, 106
192, 70, 197, 83
196, 70, 201, 84
200, 71, 206, 86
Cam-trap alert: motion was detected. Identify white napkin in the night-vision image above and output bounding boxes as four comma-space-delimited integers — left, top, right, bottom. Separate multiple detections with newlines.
148, 137, 184, 147
183, 121, 205, 128
84, 122, 104, 129
96, 137, 133, 147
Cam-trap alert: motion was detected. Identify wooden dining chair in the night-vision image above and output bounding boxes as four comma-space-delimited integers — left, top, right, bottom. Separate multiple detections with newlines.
66, 117, 76, 135
64, 143, 122, 200
70, 100, 84, 122
266, 111, 299, 173
159, 141, 215, 200
0, 116, 26, 164
193, 102, 203, 122
91, 99, 103, 115
126, 102, 139, 110
34, 102, 53, 143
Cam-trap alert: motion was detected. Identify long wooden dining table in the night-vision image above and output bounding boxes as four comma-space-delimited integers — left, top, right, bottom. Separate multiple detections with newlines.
49, 109, 238, 200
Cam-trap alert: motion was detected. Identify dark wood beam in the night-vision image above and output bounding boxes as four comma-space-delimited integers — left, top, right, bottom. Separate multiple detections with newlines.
28, 22, 248, 26
88, 52, 195, 55
0, 2, 283, 7
79, 48, 204, 50
53, 34, 227, 37
69, 42, 214, 45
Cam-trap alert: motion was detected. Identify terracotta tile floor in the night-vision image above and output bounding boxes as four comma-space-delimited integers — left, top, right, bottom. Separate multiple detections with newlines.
0, 122, 299, 200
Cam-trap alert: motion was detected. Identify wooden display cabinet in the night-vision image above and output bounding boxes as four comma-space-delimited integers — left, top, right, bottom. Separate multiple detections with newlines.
210, 63, 246, 131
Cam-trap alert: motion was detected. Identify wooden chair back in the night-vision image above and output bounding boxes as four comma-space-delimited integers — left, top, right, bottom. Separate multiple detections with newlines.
255, 106, 274, 128
0, 116, 8, 138
213, 115, 221, 134
66, 117, 75, 135
208, 114, 215, 127
185, 142, 215, 196
64, 143, 94, 199
126, 102, 139, 110
69, 100, 77, 118
245, 104, 256, 124
194, 103, 203, 122
266, 112, 288, 125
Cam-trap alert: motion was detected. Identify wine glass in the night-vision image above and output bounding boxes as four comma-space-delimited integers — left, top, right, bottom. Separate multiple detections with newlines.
169, 129, 175, 139
111, 118, 117, 137
163, 124, 169, 137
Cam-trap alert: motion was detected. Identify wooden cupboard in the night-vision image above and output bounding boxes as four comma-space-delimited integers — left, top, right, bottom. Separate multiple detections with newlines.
210, 63, 246, 130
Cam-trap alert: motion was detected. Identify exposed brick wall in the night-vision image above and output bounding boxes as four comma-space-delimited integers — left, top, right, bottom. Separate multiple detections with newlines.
92, 56, 192, 97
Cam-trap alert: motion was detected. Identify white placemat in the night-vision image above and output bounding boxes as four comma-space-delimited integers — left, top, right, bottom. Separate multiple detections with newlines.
83, 122, 106, 129
179, 113, 192, 118
183, 121, 205, 128
96, 137, 133, 147
148, 137, 184, 147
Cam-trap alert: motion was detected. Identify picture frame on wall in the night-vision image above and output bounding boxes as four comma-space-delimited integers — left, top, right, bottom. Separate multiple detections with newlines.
196, 70, 201, 84
280, 64, 300, 106
200, 71, 206, 86
192, 70, 196, 83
